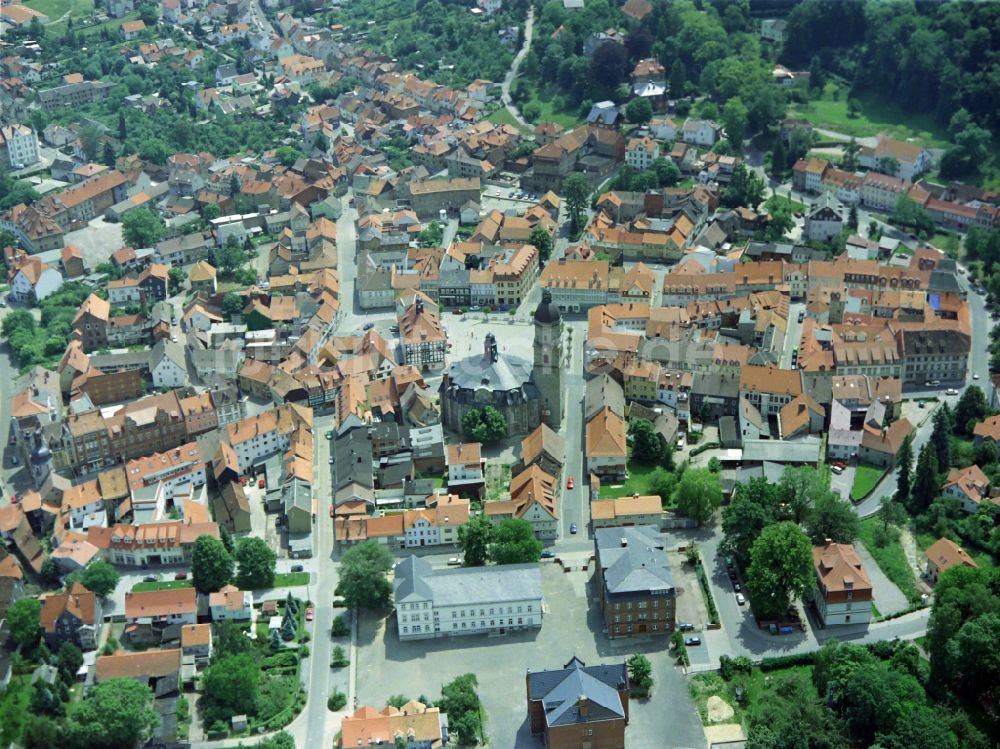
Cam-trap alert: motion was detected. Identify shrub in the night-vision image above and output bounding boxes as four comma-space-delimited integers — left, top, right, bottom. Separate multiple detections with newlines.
328, 690, 347, 711
332, 599, 347, 608
330, 645, 349, 668
330, 615, 350, 638
719, 655, 753, 681
298, 645, 310, 658
759, 652, 816, 671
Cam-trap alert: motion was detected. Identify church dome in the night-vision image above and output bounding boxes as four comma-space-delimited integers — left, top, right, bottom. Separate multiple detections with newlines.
30, 439, 52, 466
534, 289, 561, 325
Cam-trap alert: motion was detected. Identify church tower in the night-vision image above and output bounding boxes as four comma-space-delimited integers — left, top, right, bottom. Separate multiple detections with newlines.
532, 289, 564, 430
29, 430, 53, 489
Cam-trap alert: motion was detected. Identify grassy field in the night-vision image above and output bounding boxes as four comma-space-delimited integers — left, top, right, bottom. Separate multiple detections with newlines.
689, 665, 816, 727
766, 194, 808, 214
858, 518, 920, 603
850, 463, 886, 501
133, 572, 308, 593
790, 83, 951, 149
272, 571, 310, 588
26, 0, 93, 22
485, 106, 531, 134
517, 84, 583, 129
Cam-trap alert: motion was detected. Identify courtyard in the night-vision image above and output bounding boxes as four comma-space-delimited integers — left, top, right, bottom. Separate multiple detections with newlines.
354, 563, 706, 749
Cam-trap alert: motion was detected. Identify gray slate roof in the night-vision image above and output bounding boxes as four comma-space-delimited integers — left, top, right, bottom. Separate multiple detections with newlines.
595, 525, 674, 596
527, 657, 627, 728
444, 349, 534, 392
393, 556, 542, 607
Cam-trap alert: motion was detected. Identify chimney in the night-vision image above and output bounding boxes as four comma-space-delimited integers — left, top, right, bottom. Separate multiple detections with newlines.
578, 695, 589, 717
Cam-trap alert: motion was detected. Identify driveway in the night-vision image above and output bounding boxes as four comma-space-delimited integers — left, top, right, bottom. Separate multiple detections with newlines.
853, 540, 909, 616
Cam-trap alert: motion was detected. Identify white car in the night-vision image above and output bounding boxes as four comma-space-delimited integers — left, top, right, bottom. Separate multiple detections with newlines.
736, 593, 746, 606
447, 557, 462, 566
973, 373, 980, 380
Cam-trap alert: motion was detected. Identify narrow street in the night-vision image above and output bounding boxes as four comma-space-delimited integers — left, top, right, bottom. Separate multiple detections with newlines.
499, 6, 534, 130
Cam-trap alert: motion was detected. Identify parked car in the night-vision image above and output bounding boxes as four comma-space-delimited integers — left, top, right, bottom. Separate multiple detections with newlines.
678, 622, 695, 631
328, 457, 334, 464
973, 372, 980, 379
363, 322, 375, 331
832, 465, 844, 474
290, 564, 304, 572
10, 455, 17, 466
258, 478, 266, 489
566, 476, 574, 490
946, 388, 959, 396
733, 582, 741, 593
239, 476, 247, 486
736, 593, 746, 605
470, 305, 481, 311
918, 400, 926, 408
570, 522, 578, 534
143, 574, 159, 583
447, 557, 462, 566
305, 607, 314, 621
175, 572, 188, 580
685, 636, 702, 646
540, 550, 555, 559
452, 308, 463, 315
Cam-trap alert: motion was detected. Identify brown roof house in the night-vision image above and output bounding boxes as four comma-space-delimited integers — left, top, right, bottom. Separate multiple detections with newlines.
586, 407, 627, 481
95, 648, 181, 697
812, 542, 873, 627
591, 495, 661, 528
942, 465, 994, 515
925, 537, 978, 585
526, 656, 629, 749
858, 417, 913, 469
519, 422, 565, 478
188, 260, 217, 294
484, 465, 559, 540
40, 582, 102, 650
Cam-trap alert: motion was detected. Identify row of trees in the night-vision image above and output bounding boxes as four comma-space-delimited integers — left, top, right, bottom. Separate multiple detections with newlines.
191, 532, 278, 593
458, 517, 543, 566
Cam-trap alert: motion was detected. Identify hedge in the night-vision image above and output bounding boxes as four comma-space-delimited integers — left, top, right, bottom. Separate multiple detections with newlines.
759, 652, 817, 671
690, 441, 721, 457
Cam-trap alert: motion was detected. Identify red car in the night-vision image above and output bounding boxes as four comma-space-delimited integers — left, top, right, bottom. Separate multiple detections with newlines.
258, 478, 266, 489
566, 476, 574, 490
175, 572, 188, 580
9, 494, 19, 504
305, 607, 314, 621
239, 477, 247, 486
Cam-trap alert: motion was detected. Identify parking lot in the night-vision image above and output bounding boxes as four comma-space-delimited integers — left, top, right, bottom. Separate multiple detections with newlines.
354, 562, 706, 749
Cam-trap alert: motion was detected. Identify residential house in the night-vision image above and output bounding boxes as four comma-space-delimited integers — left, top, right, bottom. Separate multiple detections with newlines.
519, 423, 565, 478
8, 254, 63, 303
180, 623, 212, 667
681, 119, 719, 147
924, 537, 977, 584
124, 588, 198, 641
804, 193, 844, 242
446, 442, 485, 494
188, 261, 217, 294
590, 495, 662, 529
484, 465, 558, 539
209, 584, 252, 621
393, 555, 542, 639
859, 136, 933, 181
213, 482, 252, 534
89, 520, 220, 566
338, 702, 449, 749
94, 648, 181, 697
812, 541, 873, 627
595, 525, 675, 638
40, 583, 101, 650
942, 465, 993, 514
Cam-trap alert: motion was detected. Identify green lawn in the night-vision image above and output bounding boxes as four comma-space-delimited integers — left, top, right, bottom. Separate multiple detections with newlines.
850, 463, 886, 501
25, 0, 93, 22
517, 84, 583, 129
272, 571, 310, 588
485, 106, 531, 134
689, 665, 816, 728
132, 579, 194, 593
598, 461, 663, 500
766, 194, 808, 214
790, 83, 951, 149
858, 518, 921, 603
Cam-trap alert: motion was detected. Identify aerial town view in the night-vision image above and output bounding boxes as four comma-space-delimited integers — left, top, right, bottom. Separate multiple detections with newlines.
1, 0, 1000, 747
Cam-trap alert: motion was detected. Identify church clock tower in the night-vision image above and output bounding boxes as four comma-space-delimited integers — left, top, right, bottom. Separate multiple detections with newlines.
532, 289, 564, 430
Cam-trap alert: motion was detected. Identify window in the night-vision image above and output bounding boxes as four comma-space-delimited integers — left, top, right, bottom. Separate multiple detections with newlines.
402, 627, 408, 634
638, 601, 648, 609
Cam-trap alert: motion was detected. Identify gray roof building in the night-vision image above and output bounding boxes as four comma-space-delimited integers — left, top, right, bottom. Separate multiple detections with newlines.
526, 656, 628, 732
595, 525, 675, 599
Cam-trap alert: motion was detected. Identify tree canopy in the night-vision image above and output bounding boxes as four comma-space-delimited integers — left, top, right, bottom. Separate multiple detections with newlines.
335, 540, 394, 610
488, 518, 543, 564
460, 406, 507, 444
745, 521, 814, 620
675, 468, 722, 526
80, 561, 120, 598
457, 515, 493, 567
235, 536, 277, 590
191, 534, 233, 593
66, 678, 158, 749
121, 207, 165, 248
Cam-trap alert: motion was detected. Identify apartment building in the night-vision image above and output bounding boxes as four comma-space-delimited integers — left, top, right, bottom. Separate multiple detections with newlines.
483, 464, 559, 539
595, 525, 675, 638
88, 521, 220, 566
0, 123, 39, 169
72, 293, 111, 352
739, 364, 803, 416
406, 177, 481, 217
225, 404, 310, 469
125, 442, 207, 498
898, 328, 970, 385
399, 296, 447, 371
37, 170, 128, 229
36, 79, 115, 111
540, 259, 622, 313
393, 555, 543, 639
446, 442, 485, 491
812, 541, 873, 627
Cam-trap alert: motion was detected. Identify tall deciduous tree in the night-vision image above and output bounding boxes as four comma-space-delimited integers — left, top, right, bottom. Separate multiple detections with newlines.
7, 597, 41, 647
488, 518, 542, 564
121, 207, 165, 248
80, 561, 120, 598
457, 515, 493, 567
629, 419, 663, 464
191, 534, 233, 594
528, 226, 553, 264
954, 385, 989, 436
334, 541, 394, 610
931, 404, 953, 469
66, 678, 159, 749
910, 443, 941, 514
807, 491, 859, 544
235, 536, 277, 589
201, 653, 260, 724
745, 522, 814, 620
675, 468, 722, 526
563, 173, 590, 235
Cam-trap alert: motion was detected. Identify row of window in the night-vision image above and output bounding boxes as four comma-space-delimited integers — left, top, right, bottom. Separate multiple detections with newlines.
614, 600, 662, 610
452, 605, 532, 617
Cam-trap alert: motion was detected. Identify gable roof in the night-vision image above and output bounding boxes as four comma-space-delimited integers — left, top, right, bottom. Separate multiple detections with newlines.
527, 657, 628, 728
813, 542, 872, 594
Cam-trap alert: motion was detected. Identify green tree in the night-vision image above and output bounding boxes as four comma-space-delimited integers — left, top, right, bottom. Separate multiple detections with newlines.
721, 478, 779, 568
629, 418, 663, 464
57, 642, 84, 683
335, 541, 394, 610
460, 406, 507, 444
275, 146, 303, 167
806, 491, 859, 544
954, 385, 989, 436
648, 466, 677, 506
215, 238, 247, 277
121, 208, 165, 248
563, 173, 590, 235
770, 139, 788, 177
652, 157, 681, 187
778, 465, 826, 524
675, 468, 722, 526
488, 518, 542, 564
191, 534, 233, 593
625, 97, 653, 126
945, 612, 1000, 698
439, 673, 481, 745
931, 403, 953, 469
721, 162, 765, 210
722, 96, 748, 145
80, 561, 120, 598
7, 597, 41, 647
457, 515, 493, 567
168, 266, 186, 291
528, 226, 553, 264
66, 678, 158, 749
201, 653, 260, 724
627, 653, 653, 696
417, 220, 444, 247
222, 291, 244, 317
235, 536, 277, 589
22, 716, 61, 749
847, 203, 859, 231
894, 435, 913, 506
78, 123, 103, 162
909, 443, 940, 514
745, 522, 814, 620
